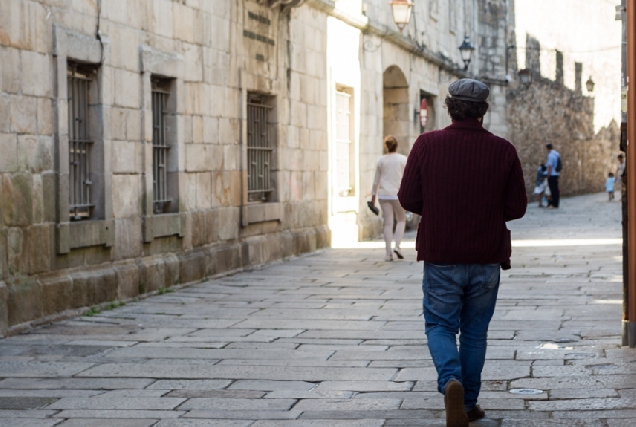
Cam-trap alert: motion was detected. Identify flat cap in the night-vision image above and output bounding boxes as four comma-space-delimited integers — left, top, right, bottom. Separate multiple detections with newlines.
448, 78, 490, 102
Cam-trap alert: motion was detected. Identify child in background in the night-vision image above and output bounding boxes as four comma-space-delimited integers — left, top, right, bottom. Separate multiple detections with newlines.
606, 172, 616, 201
534, 164, 547, 207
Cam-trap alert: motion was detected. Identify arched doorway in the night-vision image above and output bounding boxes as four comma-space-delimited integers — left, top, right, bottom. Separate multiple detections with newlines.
383, 66, 410, 156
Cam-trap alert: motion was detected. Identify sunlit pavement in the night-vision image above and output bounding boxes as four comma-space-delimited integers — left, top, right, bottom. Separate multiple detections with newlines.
0, 193, 631, 427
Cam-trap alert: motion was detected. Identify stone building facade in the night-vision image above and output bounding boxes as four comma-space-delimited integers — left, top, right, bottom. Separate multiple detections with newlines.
0, 0, 333, 335
0, 0, 515, 335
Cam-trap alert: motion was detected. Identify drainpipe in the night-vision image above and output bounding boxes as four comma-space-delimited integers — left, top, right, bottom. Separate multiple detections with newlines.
627, 0, 636, 347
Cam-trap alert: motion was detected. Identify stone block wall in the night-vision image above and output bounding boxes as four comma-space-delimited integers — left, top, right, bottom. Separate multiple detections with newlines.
0, 0, 330, 335
507, 72, 619, 198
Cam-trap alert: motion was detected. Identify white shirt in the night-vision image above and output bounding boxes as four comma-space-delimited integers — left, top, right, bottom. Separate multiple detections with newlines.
372, 152, 408, 200
618, 161, 626, 177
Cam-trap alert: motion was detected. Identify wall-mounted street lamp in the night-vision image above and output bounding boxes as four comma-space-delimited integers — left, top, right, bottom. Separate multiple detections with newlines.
518, 69, 532, 87
586, 76, 596, 93
458, 36, 475, 70
390, 0, 413, 32
505, 44, 543, 86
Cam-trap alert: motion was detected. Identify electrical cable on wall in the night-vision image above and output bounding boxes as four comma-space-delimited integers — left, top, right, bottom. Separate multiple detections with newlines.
96, 0, 105, 64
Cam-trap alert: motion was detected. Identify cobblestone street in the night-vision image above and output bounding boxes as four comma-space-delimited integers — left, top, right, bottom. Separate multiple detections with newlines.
0, 194, 631, 426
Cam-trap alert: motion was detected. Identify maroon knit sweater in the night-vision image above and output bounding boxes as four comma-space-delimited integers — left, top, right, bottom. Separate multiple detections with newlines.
398, 119, 527, 269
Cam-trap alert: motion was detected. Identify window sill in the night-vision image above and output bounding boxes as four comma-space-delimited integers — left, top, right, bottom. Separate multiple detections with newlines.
143, 213, 184, 242
333, 195, 358, 214
245, 202, 281, 225
58, 219, 115, 254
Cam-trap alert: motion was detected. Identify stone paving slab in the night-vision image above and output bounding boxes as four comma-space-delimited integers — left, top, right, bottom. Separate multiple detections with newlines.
183, 410, 302, 420
0, 193, 634, 425
52, 410, 185, 419
56, 421, 157, 427
154, 421, 252, 427
46, 397, 186, 410
0, 361, 95, 377
77, 364, 398, 381
0, 420, 61, 427
166, 390, 266, 399
0, 378, 155, 390
252, 421, 385, 427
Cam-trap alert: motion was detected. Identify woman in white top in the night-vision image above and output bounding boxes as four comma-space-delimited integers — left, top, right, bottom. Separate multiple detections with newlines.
370, 136, 408, 261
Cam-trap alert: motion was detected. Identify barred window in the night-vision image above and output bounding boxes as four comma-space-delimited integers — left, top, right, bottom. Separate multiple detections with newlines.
247, 94, 275, 203
68, 63, 96, 220
335, 88, 355, 196
152, 79, 172, 214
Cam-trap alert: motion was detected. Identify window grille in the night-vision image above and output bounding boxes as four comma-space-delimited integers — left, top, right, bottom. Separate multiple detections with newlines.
335, 90, 353, 196
247, 95, 274, 202
67, 64, 94, 220
152, 80, 172, 213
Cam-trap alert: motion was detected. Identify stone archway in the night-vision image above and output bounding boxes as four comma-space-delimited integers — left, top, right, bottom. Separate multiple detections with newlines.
383, 65, 410, 156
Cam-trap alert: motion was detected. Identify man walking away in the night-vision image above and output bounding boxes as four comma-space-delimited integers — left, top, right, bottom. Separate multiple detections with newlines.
616, 154, 625, 200
546, 143, 562, 208
398, 79, 527, 427
618, 153, 626, 178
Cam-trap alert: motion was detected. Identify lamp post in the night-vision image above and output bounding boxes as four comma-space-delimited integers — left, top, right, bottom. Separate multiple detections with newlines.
518, 69, 532, 87
458, 36, 475, 70
586, 76, 596, 93
390, 0, 414, 32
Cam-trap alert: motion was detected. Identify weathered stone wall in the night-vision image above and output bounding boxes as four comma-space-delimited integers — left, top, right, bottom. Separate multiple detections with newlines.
0, 0, 329, 335
507, 71, 619, 198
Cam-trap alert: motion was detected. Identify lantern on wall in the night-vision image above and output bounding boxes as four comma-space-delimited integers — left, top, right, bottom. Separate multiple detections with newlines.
390, 0, 414, 32
518, 69, 532, 87
420, 99, 428, 128
586, 76, 595, 93
458, 36, 475, 70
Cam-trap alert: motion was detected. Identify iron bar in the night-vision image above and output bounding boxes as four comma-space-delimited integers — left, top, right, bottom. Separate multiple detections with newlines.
152, 86, 171, 213
67, 65, 94, 220
247, 97, 274, 202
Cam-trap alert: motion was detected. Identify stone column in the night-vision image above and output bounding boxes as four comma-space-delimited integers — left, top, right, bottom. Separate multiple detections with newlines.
526, 34, 541, 71
556, 50, 564, 85
575, 62, 583, 93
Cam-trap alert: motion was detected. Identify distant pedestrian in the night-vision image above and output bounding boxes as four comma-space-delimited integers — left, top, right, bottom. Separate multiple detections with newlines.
617, 153, 626, 177
534, 164, 547, 207
370, 136, 408, 262
398, 79, 527, 427
606, 172, 616, 201
616, 154, 625, 199
545, 144, 562, 208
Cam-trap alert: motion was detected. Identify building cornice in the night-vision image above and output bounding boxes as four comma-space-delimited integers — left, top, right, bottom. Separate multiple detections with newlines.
305, 0, 468, 78
257, 0, 306, 10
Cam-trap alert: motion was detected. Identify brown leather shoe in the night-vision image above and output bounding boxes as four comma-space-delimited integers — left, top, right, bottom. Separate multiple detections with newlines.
467, 404, 486, 422
444, 380, 469, 427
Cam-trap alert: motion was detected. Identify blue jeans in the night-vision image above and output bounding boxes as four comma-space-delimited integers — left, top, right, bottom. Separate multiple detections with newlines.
422, 262, 500, 411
